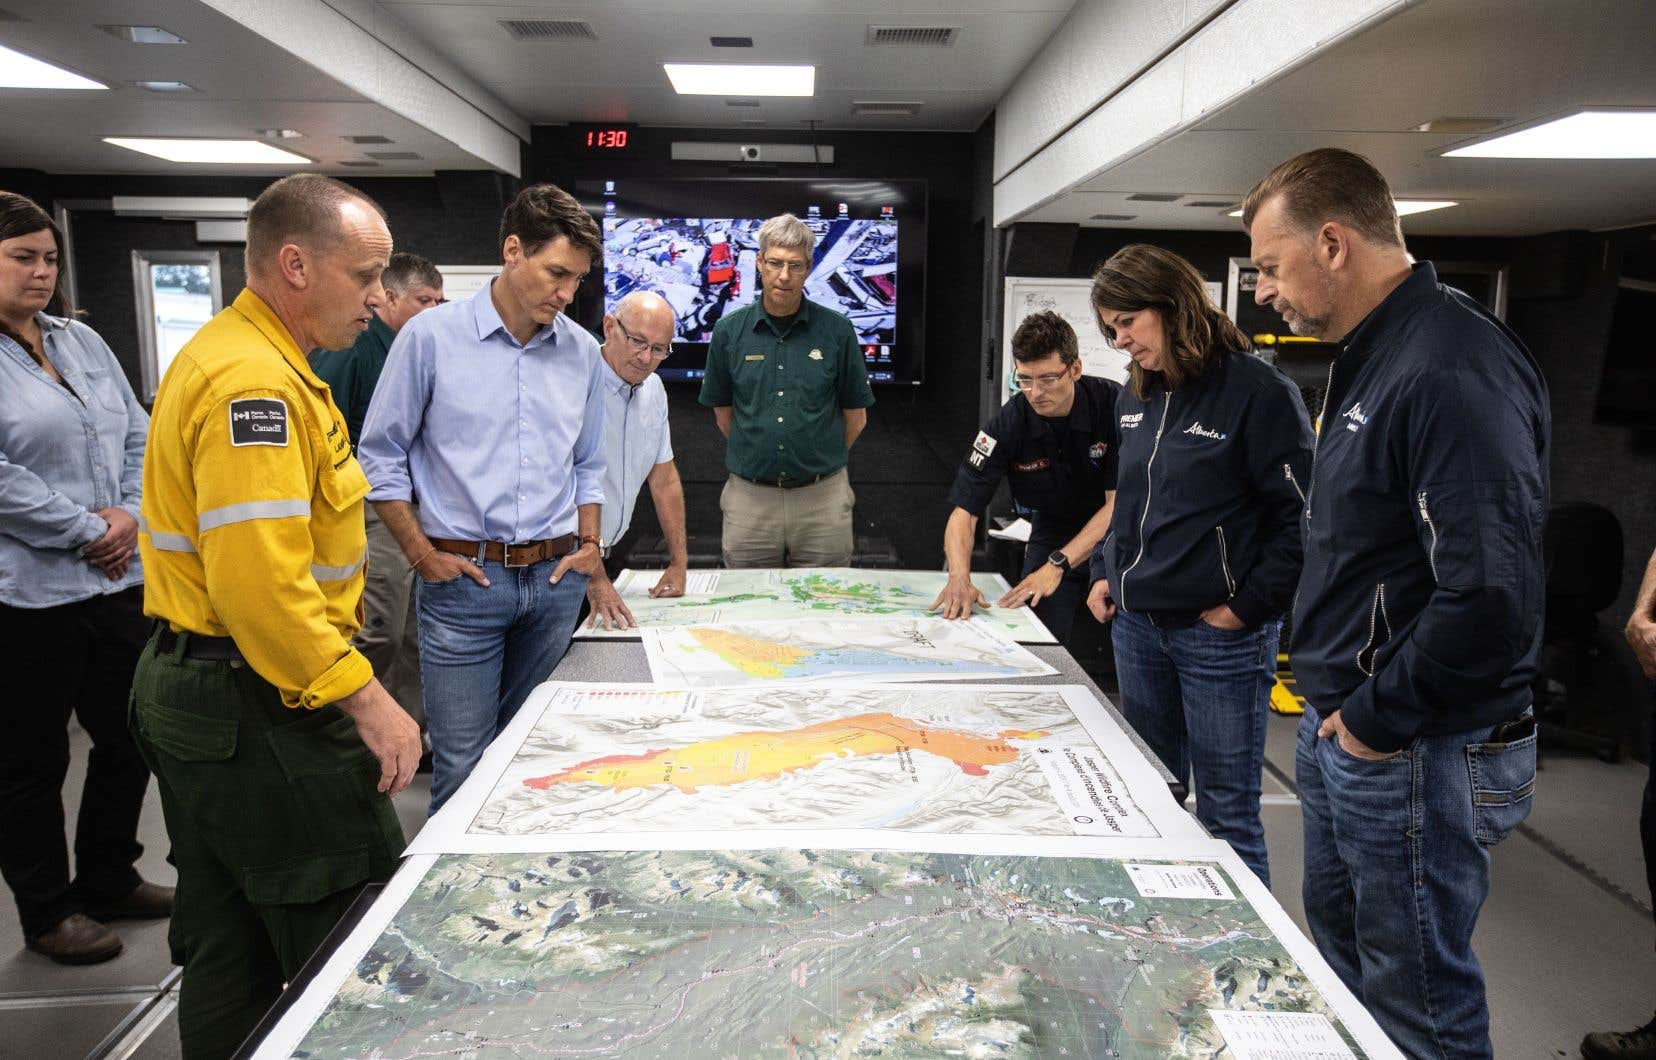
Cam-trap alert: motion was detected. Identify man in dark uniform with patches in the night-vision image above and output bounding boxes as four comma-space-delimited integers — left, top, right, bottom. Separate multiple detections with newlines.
933, 310, 1119, 643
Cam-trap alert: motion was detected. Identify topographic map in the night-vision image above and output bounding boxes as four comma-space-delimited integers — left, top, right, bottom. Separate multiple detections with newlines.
407, 684, 1199, 855
642, 616, 1056, 688
273, 849, 1379, 1059
574, 568, 1056, 644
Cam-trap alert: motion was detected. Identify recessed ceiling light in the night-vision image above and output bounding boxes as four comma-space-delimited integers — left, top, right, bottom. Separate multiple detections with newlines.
664, 63, 813, 97
133, 80, 196, 93
1392, 200, 1459, 216
103, 137, 311, 164
1445, 110, 1656, 159
0, 42, 105, 89
97, 24, 187, 44
1229, 199, 1458, 218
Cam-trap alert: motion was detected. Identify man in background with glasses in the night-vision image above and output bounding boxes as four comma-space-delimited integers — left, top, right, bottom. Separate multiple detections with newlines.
699, 213, 875, 568
583, 290, 689, 629
934, 310, 1119, 644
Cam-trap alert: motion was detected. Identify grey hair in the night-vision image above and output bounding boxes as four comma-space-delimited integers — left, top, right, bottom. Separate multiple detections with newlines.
381, 251, 442, 293
757, 213, 814, 257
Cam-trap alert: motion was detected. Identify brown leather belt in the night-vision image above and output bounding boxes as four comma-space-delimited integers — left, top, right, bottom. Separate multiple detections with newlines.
430, 535, 575, 568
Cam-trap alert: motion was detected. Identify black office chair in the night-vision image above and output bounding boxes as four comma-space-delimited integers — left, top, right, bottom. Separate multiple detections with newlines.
1536, 502, 1639, 761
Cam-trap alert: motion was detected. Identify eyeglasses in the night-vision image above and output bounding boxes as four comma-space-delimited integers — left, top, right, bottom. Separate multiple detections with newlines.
613, 316, 674, 360
1012, 370, 1071, 392
761, 257, 809, 275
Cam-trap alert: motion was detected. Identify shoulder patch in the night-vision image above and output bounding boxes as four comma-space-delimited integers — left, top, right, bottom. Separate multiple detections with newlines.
229, 398, 289, 447
972, 431, 997, 457
967, 451, 987, 470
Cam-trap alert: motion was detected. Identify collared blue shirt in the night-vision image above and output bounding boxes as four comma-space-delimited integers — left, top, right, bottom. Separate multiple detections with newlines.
596, 354, 673, 548
0, 313, 147, 608
358, 282, 607, 543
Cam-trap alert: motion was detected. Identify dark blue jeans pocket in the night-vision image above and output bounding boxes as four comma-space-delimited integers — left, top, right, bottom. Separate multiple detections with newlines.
1465, 731, 1536, 847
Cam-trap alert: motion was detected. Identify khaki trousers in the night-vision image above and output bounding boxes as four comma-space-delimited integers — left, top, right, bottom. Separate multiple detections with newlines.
356, 504, 424, 726
719, 468, 855, 568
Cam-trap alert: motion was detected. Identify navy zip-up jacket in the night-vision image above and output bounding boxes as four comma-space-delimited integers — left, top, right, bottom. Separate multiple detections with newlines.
1290, 262, 1550, 752
1089, 347, 1314, 628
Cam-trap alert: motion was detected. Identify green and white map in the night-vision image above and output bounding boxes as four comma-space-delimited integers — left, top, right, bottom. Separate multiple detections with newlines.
575, 568, 1057, 643
268, 848, 1388, 1059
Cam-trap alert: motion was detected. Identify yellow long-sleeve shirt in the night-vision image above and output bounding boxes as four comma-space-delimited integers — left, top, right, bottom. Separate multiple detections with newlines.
139, 288, 373, 709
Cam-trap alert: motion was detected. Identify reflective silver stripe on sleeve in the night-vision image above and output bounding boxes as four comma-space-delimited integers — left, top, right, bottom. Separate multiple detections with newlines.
137, 515, 197, 553
311, 550, 367, 582
197, 498, 311, 532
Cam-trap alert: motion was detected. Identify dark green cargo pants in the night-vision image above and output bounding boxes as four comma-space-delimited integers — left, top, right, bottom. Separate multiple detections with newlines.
129, 629, 405, 1060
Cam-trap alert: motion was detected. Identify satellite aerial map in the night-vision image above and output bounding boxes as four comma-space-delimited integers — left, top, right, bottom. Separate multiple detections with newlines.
280, 849, 1372, 1059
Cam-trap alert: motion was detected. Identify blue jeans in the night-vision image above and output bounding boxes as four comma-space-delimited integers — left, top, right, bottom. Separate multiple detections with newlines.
1111, 606, 1278, 884
1020, 534, 1089, 643
416, 561, 588, 812
1296, 706, 1535, 1059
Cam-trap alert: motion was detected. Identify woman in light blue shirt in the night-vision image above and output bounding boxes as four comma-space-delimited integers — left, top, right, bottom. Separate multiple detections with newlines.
0, 191, 170, 965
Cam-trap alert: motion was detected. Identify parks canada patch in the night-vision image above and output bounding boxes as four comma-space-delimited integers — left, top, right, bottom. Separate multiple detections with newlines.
228, 398, 289, 447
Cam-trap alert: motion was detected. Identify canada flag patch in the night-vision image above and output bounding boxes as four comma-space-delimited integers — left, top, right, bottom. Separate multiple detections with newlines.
972, 431, 997, 457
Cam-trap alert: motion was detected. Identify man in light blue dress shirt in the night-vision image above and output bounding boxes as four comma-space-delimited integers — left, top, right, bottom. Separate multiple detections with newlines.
358, 184, 607, 811
584, 290, 690, 630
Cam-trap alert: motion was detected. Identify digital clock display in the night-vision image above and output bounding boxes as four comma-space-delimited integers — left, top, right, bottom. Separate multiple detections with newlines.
585, 128, 629, 149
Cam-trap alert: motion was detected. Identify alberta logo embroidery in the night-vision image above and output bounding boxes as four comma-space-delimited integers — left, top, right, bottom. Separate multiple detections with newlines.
1183, 422, 1228, 441
1342, 402, 1369, 432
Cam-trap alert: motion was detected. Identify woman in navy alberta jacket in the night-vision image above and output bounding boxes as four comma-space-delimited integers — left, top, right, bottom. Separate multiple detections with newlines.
1085, 244, 1314, 884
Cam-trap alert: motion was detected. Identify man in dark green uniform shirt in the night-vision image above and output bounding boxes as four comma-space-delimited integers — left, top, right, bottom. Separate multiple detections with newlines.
698, 213, 875, 567
311, 252, 443, 724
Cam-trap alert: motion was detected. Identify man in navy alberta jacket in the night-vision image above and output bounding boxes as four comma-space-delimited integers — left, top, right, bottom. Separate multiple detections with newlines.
1246, 148, 1547, 1060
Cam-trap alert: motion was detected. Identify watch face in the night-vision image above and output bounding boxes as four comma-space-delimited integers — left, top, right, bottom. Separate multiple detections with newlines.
1048, 550, 1068, 569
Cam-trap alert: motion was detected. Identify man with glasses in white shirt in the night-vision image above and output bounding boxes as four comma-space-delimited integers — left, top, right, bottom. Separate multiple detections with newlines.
933, 310, 1119, 644
583, 290, 689, 629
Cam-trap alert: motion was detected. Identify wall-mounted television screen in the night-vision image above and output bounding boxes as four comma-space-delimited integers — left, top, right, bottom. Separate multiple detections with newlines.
575, 179, 926, 385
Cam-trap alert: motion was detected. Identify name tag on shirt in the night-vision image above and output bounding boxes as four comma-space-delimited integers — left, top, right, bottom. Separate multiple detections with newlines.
745, 354, 766, 362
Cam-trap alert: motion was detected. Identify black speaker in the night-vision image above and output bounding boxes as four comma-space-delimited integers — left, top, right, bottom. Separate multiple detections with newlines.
1003, 222, 1079, 276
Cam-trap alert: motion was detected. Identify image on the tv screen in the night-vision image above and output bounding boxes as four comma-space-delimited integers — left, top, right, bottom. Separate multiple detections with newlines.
603, 217, 897, 344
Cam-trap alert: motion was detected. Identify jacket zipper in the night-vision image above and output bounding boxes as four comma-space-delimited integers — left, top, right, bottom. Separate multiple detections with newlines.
1118, 391, 1172, 611
1283, 464, 1306, 507
1417, 491, 1439, 583
1303, 360, 1336, 523
1356, 582, 1392, 676
1216, 526, 1235, 597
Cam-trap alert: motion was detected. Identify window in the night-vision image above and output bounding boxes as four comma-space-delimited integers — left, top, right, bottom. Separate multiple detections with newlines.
132, 250, 222, 399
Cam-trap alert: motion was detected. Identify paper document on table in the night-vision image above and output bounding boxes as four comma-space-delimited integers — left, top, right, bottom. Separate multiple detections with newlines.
641, 616, 1056, 688
574, 567, 1056, 643
987, 516, 1032, 543
406, 681, 1203, 856
251, 839, 1403, 1060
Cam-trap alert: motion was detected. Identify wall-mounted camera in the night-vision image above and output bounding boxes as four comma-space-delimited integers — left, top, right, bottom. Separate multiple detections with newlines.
738, 144, 763, 162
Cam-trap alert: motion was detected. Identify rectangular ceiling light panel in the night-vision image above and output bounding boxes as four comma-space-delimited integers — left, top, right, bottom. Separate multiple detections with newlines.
0, 42, 105, 89
664, 63, 813, 97
1445, 110, 1656, 159
104, 138, 310, 164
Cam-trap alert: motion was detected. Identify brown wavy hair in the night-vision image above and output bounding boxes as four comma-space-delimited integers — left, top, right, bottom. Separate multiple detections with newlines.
0, 190, 73, 358
1090, 244, 1250, 399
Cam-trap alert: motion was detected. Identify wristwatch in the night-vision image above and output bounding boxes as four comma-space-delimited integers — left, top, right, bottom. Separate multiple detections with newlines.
1047, 550, 1070, 572
579, 534, 601, 548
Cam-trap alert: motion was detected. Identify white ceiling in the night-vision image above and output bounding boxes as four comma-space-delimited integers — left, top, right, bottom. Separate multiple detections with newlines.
377, 0, 1073, 131
1018, 0, 1656, 235
0, 0, 496, 175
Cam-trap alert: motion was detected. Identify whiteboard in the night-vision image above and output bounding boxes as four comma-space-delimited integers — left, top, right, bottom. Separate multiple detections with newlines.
1000, 277, 1129, 403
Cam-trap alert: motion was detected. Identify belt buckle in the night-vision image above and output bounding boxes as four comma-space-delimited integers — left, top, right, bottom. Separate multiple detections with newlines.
503, 542, 533, 568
